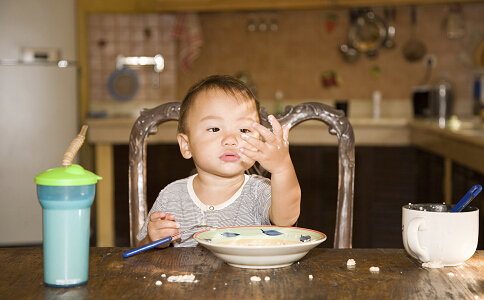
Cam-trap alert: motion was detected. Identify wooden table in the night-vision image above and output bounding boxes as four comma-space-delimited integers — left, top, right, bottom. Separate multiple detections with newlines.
2, 247, 484, 299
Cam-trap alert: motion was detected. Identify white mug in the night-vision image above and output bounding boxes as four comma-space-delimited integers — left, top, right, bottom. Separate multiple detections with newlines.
402, 203, 479, 266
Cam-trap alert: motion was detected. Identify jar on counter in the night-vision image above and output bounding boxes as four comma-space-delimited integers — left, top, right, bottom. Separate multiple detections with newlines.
430, 72, 454, 128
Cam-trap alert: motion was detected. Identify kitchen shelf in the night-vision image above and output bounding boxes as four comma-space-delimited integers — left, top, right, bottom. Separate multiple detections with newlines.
0, 59, 77, 67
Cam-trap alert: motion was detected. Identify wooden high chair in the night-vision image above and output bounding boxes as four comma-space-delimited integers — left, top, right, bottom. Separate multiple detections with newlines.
128, 102, 355, 248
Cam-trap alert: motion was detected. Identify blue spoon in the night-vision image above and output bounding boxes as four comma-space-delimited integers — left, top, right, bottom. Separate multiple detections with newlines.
123, 224, 215, 258
450, 185, 482, 212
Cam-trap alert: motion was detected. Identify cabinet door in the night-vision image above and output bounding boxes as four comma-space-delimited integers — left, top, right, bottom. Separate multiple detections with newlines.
292, 146, 419, 248
155, 0, 332, 12
290, 146, 339, 248
414, 149, 444, 204
353, 147, 418, 248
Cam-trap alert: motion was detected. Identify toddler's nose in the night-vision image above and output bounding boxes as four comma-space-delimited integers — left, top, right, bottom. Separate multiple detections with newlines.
222, 133, 238, 146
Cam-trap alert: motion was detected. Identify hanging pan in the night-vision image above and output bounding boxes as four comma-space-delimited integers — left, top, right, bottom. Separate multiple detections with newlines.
402, 6, 427, 62
107, 67, 140, 101
348, 9, 387, 58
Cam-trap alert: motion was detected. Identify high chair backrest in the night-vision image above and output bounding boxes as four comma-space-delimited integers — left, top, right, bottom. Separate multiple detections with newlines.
129, 102, 355, 248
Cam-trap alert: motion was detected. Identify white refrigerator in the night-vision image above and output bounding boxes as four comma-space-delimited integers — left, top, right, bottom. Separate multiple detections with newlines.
0, 0, 77, 246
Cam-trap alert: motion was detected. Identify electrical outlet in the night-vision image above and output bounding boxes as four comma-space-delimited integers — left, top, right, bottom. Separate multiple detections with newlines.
423, 54, 437, 68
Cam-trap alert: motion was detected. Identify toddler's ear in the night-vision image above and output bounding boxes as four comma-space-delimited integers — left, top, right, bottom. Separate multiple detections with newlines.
177, 133, 192, 159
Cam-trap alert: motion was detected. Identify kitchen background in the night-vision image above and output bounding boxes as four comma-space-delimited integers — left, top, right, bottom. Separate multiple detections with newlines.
82, 1, 484, 247
2, 0, 484, 247
88, 3, 484, 119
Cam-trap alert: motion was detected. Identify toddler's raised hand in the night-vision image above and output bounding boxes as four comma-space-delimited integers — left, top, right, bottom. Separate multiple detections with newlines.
240, 115, 291, 175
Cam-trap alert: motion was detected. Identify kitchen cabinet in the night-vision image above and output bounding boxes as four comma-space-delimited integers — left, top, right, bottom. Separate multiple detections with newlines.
89, 118, 484, 249
293, 146, 419, 249
86, 117, 409, 246
110, 144, 420, 248
352, 147, 418, 248
154, 0, 483, 12
410, 148, 484, 250
77, 0, 483, 14
452, 162, 484, 250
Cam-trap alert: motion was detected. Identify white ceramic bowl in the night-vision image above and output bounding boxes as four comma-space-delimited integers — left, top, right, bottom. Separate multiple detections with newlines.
194, 226, 326, 269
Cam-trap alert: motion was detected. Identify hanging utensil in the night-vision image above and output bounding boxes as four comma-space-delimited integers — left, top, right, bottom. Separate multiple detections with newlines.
348, 9, 387, 58
339, 42, 360, 63
384, 7, 396, 49
450, 185, 482, 212
403, 6, 427, 62
339, 10, 360, 63
443, 4, 465, 39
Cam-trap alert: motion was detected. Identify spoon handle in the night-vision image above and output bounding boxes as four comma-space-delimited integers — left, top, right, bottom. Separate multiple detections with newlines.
450, 185, 482, 212
123, 236, 173, 258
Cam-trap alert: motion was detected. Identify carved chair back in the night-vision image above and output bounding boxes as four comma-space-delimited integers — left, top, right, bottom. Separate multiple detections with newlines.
129, 102, 355, 248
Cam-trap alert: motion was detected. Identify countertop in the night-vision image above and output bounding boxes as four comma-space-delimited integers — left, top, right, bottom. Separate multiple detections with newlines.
86, 117, 411, 146
409, 118, 484, 174
86, 116, 484, 147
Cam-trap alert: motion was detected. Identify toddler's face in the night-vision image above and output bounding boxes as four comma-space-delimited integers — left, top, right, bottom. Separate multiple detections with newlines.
179, 89, 260, 178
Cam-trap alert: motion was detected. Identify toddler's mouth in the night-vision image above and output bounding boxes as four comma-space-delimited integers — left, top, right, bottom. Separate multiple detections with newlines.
220, 151, 240, 162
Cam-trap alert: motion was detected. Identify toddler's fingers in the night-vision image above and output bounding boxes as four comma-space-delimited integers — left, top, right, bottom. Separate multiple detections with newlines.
149, 211, 166, 222
158, 219, 180, 230
239, 146, 261, 161
252, 122, 276, 144
164, 213, 176, 221
268, 115, 283, 137
241, 133, 264, 151
282, 123, 291, 144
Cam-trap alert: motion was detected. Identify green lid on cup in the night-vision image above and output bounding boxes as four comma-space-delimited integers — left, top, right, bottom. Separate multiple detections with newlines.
35, 164, 102, 186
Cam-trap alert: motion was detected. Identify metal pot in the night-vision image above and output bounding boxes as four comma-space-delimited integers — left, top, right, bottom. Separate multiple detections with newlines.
348, 9, 387, 57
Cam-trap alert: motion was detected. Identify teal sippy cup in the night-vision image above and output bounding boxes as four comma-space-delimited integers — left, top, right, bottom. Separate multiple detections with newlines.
35, 125, 102, 287
35, 164, 101, 287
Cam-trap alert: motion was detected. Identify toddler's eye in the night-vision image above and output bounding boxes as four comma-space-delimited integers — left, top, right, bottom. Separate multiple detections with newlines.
208, 128, 220, 132
239, 128, 250, 133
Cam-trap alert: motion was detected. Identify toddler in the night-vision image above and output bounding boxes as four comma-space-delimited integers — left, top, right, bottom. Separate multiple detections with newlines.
137, 75, 301, 247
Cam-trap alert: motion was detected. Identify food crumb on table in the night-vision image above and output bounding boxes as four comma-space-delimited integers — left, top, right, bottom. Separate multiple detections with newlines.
264, 276, 270, 281
167, 274, 196, 283
161, 274, 166, 277
155, 280, 162, 286
250, 276, 261, 282
369, 267, 380, 272
347, 259, 356, 266
309, 275, 313, 279
422, 261, 443, 269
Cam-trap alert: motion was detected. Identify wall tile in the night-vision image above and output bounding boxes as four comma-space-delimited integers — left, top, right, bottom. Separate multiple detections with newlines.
88, 13, 177, 113
87, 4, 484, 118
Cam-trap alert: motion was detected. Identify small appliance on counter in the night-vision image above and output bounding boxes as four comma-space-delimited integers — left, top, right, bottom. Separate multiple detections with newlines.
412, 72, 454, 128
412, 85, 431, 118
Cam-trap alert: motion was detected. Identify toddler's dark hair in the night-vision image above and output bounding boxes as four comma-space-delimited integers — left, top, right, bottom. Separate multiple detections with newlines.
178, 75, 261, 134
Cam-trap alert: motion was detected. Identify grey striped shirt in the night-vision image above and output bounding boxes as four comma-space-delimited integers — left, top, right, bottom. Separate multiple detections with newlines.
136, 174, 272, 247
